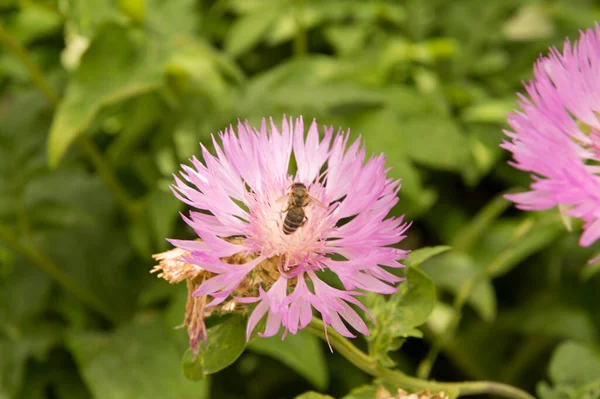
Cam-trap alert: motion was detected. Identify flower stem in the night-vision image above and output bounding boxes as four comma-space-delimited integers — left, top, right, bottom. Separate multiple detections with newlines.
416, 278, 475, 379
0, 223, 117, 323
417, 213, 563, 378
0, 20, 139, 219
306, 319, 534, 399
75, 136, 141, 219
0, 21, 60, 106
293, 0, 307, 57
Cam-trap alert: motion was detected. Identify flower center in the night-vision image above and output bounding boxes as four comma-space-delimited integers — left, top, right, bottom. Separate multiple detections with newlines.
243, 177, 334, 276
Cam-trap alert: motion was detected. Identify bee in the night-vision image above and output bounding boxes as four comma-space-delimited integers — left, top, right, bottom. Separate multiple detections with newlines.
280, 183, 327, 235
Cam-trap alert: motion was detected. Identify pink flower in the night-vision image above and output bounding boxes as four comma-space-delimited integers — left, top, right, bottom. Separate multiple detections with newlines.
170, 116, 409, 349
502, 23, 600, 250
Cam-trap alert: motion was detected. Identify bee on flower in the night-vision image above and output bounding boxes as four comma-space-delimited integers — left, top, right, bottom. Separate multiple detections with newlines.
152, 115, 410, 355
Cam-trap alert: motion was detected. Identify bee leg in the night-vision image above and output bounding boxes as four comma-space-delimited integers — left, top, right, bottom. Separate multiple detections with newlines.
300, 215, 308, 227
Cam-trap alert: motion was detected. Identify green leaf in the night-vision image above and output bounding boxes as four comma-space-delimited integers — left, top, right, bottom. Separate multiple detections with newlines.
405, 246, 452, 268
401, 117, 471, 173
241, 56, 384, 117
503, 4, 554, 42
549, 342, 600, 386
148, 188, 183, 252
248, 329, 329, 390
5, 5, 62, 45
350, 108, 437, 217
294, 393, 335, 399
68, 317, 209, 399
48, 23, 168, 166
182, 314, 247, 380
224, 5, 281, 56
367, 267, 436, 367
0, 340, 29, 398
62, 0, 122, 38
502, 304, 597, 343
420, 252, 496, 322
537, 341, 600, 399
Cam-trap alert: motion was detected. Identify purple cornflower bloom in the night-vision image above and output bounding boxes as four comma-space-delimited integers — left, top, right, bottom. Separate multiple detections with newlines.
169, 115, 409, 351
502, 23, 600, 250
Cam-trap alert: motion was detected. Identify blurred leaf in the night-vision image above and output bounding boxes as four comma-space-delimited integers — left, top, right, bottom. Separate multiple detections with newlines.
118, 0, 145, 23
68, 317, 209, 399
148, 188, 183, 252
224, 4, 282, 56
295, 392, 335, 399
48, 23, 167, 166
420, 252, 496, 322
405, 246, 452, 268
5, 5, 62, 44
537, 341, 600, 399
106, 94, 163, 166
241, 56, 383, 116
451, 192, 512, 252
476, 217, 565, 278
248, 329, 328, 390
324, 24, 370, 56
503, 5, 555, 42
401, 117, 471, 173
0, 257, 52, 326
461, 98, 515, 123
367, 267, 436, 367
581, 258, 600, 281
146, 0, 198, 36
502, 304, 597, 343
0, 340, 29, 398
463, 124, 506, 186
350, 108, 437, 217
182, 314, 247, 380
62, 0, 123, 38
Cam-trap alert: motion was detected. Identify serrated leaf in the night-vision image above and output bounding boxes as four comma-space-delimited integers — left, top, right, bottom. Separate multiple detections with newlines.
182, 314, 247, 380
68, 317, 208, 399
248, 329, 328, 390
405, 246, 452, 268
367, 267, 436, 366
48, 23, 167, 166
537, 341, 600, 399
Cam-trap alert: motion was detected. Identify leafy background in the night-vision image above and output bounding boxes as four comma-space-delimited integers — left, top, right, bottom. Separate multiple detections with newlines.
1, 0, 600, 398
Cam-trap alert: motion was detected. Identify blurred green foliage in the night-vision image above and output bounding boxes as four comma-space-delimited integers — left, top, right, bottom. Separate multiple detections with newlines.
2, 0, 600, 398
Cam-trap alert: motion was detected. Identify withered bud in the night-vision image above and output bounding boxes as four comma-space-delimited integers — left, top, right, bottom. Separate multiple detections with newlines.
152, 240, 298, 356
151, 247, 205, 284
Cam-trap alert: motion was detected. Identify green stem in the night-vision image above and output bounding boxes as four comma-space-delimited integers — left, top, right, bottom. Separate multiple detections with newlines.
451, 191, 513, 252
0, 21, 60, 106
500, 335, 553, 385
0, 224, 116, 322
75, 136, 141, 219
293, 0, 307, 57
0, 20, 139, 219
306, 319, 534, 399
416, 278, 476, 379
418, 213, 562, 377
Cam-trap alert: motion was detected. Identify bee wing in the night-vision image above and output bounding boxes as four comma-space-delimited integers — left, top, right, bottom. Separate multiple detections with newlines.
308, 195, 328, 210
275, 193, 290, 204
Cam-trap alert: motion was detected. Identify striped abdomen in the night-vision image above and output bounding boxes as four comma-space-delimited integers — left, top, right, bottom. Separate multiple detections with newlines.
283, 207, 307, 235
